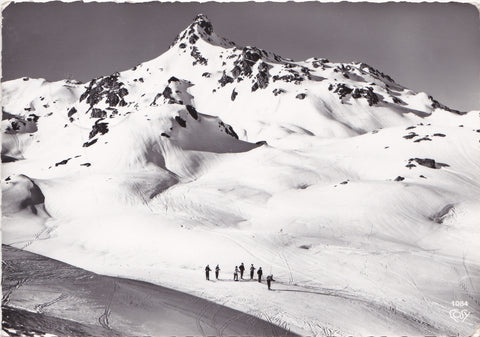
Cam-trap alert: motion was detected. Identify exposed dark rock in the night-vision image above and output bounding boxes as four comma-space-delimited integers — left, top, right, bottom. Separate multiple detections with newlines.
202, 72, 211, 78
79, 73, 129, 109
219, 121, 238, 139
403, 132, 418, 139
67, 107, 77, 118
433, 133, 446, 137
179, 43, 186, 49
80, 163, 91, 167
411, 158, 436, 168
231, 89, 238, 101
150, 93, 162, 106
272, 68, 305, 84
194, 14, 214, 35
406, 126, 416, 130
394, 176, 405, 182
333, 83, 353, 99
2, 155, 18, 163
429, 95, 463, 115
162, 87, 177, 104
218, 72, 234, 87
406, 163, 416, 169
27, 114, 39, 123
392, 96, 406, 105
186, 105, 199, 120
188, 34, 199, 44
340, 180, 349, 185
175, 116, 187, 128
414, 137, 432, 143
409, 158, 450, 169
351, 87, 379, 106
105, 92, 120, 107
230, 46, 264, 80
89, 121, 109, 139
118, 88, 128, 98
296, 93, 306, 100
191, 46, 208, 66
359, 63, 396, 83
161, 133, 170, 138
91, 108, 107, 119
273, 88, 286, 96
312, 59, 329, 69
251, 62, 272, 92
55, 158, 71, 167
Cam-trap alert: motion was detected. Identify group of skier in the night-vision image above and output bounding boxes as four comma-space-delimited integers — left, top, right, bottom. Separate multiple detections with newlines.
204, 263, 275, 290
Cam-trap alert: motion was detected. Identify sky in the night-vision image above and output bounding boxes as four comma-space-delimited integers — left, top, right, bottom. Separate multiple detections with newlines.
2, 1, 479, 111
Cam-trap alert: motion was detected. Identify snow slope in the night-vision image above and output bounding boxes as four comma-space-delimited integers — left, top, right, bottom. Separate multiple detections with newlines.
2, 14, 480, 336
2, 245, 297, 336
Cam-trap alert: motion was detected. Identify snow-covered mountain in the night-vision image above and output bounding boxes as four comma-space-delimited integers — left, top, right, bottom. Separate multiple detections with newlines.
2, 14, 480, 336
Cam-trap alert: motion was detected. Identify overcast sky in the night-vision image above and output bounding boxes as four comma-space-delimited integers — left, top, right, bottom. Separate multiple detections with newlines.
2, 1, 479, 111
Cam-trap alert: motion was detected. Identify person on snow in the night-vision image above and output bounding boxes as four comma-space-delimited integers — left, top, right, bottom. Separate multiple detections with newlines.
215, 265, 220, 280
266, 274, 275, 290
239, 263, 245, 279
250, 264, 256, 280
257, 267, 263, 282
205, 265, 211, 280
234, 266, 239, 281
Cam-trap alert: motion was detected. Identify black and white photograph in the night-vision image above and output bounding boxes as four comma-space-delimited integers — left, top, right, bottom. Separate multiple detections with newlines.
1, 1, 480, 336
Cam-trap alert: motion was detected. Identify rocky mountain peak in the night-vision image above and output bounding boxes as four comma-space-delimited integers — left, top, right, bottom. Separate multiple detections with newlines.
191, 14, 214, 35
170, 14, 235, 49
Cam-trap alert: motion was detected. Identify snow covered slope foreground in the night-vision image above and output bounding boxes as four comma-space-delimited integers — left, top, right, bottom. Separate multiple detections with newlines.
2, 14, 480, 336
2, 245, 297, 336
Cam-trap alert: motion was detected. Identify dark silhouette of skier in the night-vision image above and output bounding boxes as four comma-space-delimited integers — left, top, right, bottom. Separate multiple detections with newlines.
239, 263, 245, 279
234, 266, 239, 281
266, 274, 275, 290
257, 267, 263, 282
215, 265, 220, 280
250, 264, 256, 280
205, 265, 211, 280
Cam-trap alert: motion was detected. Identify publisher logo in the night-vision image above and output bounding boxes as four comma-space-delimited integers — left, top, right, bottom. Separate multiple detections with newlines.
449, 308, 470, 322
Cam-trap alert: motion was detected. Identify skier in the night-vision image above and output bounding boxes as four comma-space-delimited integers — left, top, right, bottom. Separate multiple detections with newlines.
266, 274, 275, 290
234, 266, 239, 281
257, 267, 263, 283
239, 263, 245, 279
215, 264, 220, 280
250, 264, 256, 280
205, 265, 211, 280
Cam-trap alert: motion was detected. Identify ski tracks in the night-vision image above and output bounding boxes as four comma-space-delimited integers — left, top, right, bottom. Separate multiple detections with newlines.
2, 277, 29, 305
98, 280, 118, 330
34, 293, 69, 314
